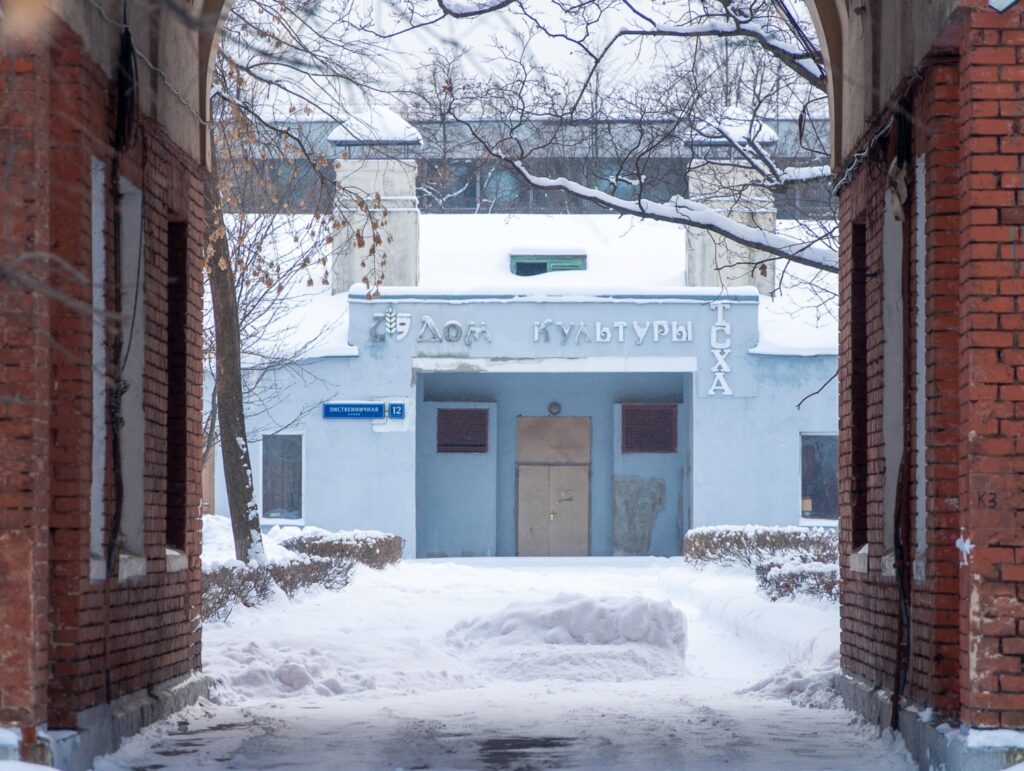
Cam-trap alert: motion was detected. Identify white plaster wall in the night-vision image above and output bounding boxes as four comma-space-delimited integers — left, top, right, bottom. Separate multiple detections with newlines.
333, 158, 420, 291
685, 161, 776, 295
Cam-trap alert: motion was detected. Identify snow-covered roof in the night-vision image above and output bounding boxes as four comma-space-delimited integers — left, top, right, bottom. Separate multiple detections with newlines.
694, 105, 780, 146
418, 214, 687, 293
223, 213, 837, 363
328, 107, 422, 147
418, 214, 835, 356
752, 219, 838, 356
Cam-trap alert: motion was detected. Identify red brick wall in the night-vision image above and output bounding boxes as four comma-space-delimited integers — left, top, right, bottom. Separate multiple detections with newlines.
839, 3, 1024, 730
837, 140, 899, 695
956, 4, 1024, 729
837, 57, 966, 727
0, 29, 53, 732
1, 16, 204, 734
908, 58, 963, 718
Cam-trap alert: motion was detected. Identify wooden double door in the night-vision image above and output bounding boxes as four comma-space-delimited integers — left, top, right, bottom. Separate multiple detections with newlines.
516, 417, 591, 556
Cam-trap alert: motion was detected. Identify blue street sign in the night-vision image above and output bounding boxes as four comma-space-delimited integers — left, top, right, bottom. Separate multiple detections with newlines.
389, 403, 406, 420
323, 402, 386, 420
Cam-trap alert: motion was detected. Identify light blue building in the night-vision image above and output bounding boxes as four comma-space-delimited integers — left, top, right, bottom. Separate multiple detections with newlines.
209, 210, 839, 559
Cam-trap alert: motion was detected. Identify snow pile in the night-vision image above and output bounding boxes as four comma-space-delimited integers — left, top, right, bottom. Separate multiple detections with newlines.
739, 651, 842, 709
100, 560, 915, 771
201, 514, 303, 571
197, 514, 299, 569
210, 638, 381, 699
658, 566, 837, 669
446, 593, 687, 682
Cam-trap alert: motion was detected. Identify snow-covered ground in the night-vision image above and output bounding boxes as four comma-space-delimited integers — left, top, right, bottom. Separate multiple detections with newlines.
97, 558, 911, 771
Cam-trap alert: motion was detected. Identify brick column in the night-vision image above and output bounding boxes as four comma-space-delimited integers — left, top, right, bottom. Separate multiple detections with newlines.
957, 3, 1024, 729
0, 29, 52, 741
909, 59, 963, 716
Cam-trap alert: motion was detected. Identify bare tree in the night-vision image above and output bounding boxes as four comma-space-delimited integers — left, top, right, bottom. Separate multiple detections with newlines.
389, 0, 836, 276
206, 0, 394, 562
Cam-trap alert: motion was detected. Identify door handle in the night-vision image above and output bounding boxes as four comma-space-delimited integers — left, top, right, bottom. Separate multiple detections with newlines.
549, 512, 556, 521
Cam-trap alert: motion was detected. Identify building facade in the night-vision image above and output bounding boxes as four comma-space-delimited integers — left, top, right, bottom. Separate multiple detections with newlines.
815, 0, 1024, 766
13, 1, 1024, 769
0, 2, 213, 767
215, 282, 839, 558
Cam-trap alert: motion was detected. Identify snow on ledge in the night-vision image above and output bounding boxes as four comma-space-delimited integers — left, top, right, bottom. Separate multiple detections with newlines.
349, 284, 760, 303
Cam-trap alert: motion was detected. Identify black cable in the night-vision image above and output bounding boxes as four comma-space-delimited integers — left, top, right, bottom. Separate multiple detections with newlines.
106, 154, 126, 576
771, 0, 826, 79
113, 26, 138, 153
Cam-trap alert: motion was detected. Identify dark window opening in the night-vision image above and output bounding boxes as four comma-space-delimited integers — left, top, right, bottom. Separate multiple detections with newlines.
166, 220, 189, 549
850, 221, 868, 546
621, 403, 678, 453
437, 408, 489, 453
263, 434, 303, 519
801, 435, 839, 520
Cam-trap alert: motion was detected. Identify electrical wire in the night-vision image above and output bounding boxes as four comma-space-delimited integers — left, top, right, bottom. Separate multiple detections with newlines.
771, 0, 826, 81
831, 115, 894, 195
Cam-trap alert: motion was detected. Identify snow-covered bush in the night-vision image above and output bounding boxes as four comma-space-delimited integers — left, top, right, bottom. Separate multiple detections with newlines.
280, 529, 403, 570
683, 525, 838, 569
755, 559, 840, 603
269, 557, 353, 599
203, 563, 278, 622
201, 517, 401, 621
683, 525, 839, 603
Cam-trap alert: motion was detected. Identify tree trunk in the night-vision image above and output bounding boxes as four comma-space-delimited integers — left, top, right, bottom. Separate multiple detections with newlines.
205, 168, 267, 564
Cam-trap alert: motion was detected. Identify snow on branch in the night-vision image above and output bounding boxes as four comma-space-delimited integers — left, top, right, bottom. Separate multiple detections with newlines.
774, 165, 833, 184
508, 161, 838, 273
436, 0, 518, 19
706, 120, 832, 188
596, 18, 824, 91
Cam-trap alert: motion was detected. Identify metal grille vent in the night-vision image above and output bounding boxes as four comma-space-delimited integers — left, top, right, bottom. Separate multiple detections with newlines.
437, 408, 489, 453
621, 404, 678, 453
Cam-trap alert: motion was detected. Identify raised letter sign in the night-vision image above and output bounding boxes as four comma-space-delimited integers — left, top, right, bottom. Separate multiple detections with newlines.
418, 316, 442, 343
708, 302, 733, 396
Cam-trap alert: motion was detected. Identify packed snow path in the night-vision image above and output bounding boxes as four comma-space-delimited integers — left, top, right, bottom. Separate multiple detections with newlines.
98, 558, 912, 771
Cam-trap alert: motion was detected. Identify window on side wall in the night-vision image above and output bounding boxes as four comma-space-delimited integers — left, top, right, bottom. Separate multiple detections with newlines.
621, 403, 678, 453
437, 408, 489, 453
262, 434, 303, 520
801, 434, 838, 520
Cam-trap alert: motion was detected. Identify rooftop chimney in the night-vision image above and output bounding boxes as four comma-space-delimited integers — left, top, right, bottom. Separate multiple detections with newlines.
329, 107, 422, 294
685, 160, 777, 295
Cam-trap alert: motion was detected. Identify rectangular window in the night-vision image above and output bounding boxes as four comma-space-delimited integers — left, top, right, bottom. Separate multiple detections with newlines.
90, 158, 107, 579
621, 403, 678, 453
165, 221, 188, 549
118, 178, 146, 568
850, 221, 868, 547
262, 434, 303, 520
437, 408, 489, 453
801, 434, 839, 520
